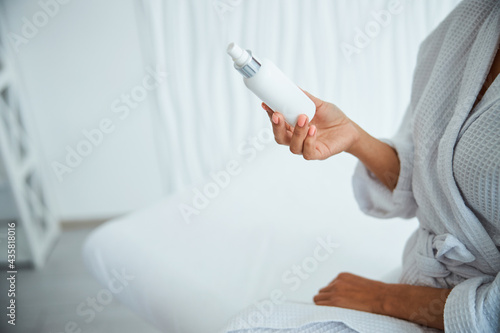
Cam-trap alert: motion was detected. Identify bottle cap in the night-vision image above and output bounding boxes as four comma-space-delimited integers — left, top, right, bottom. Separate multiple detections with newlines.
227, 42, 261, 78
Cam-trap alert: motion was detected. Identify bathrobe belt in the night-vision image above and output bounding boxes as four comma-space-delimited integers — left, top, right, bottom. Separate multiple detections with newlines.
415, 228, 485, 280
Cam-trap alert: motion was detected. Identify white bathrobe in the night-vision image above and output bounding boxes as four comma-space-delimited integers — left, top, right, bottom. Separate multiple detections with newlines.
353, 0, 500, 331
224, 0, 500, 332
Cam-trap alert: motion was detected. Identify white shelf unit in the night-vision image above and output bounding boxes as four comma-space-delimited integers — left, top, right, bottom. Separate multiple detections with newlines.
0, 11, 60, 268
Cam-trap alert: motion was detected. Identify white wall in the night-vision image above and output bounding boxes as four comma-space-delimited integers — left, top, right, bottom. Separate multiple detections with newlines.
3, 0, 164, 220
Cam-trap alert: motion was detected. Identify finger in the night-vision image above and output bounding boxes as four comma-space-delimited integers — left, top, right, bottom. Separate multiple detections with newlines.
303, 125, 319, 160
284, 120, 294, 133
289, 114, 309, 154
262, 102, 273, 114
262, 102, 271, 111
261, 102, 274, 120
313, 293, 331, 303
262, 103, 295, 131
300, 89, 324, 109
272, 112, 292, 145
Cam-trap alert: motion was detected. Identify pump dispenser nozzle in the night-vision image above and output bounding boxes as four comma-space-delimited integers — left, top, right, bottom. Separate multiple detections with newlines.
227, 42, 261, 78
227, 43, 251, 67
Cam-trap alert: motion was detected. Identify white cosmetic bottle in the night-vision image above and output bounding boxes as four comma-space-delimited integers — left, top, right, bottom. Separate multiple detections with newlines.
227, 42, 315, 126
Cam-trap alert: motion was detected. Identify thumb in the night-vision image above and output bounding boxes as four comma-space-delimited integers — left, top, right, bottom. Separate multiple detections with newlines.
300, 89, 324, 109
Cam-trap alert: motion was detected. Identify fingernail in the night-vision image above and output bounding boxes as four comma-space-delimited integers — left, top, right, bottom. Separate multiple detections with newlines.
297, 115, 307, 128
308, 125, 316, 136
272, 114, 279, 124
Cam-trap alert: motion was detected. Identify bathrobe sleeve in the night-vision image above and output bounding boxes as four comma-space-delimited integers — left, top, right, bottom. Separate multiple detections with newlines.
444, 272, 500, 332
352, 105, 418, 219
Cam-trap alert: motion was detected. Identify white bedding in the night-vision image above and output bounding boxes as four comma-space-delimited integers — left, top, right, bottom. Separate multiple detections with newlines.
222, 303, 440, 333
83, 147, 418, 332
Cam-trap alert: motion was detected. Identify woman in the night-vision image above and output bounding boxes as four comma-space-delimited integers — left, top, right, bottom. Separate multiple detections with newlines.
260, 0, 499, 331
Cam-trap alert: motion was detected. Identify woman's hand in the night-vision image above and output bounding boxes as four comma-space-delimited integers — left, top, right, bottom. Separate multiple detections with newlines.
262, 91, 360, 160
264, 91, 401, 190
313, 272, 388, 314
313, 272, 452, 330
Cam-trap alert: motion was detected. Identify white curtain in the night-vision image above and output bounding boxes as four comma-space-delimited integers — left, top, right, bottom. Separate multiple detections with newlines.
136, 0, 462, 195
